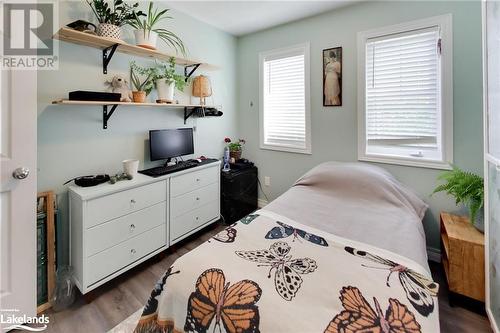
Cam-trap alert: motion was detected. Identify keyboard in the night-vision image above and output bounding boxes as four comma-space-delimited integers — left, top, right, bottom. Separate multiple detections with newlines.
139, 161, 199, 177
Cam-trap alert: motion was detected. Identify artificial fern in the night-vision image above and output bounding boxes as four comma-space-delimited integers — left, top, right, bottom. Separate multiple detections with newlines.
432, 166, 484, 223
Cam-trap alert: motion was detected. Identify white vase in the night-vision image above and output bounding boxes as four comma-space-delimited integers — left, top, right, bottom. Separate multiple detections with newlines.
134, 30, 158, 50
97, 23, 121, 41
156, 79, 175, 102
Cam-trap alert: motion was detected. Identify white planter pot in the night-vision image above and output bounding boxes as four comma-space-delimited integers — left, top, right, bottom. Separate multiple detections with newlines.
156, 79, 175, 102
134, 30, 158, 50
97, 23, 121, 41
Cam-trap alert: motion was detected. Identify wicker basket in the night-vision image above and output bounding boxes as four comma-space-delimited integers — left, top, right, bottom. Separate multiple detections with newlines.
230, 149, 242, 161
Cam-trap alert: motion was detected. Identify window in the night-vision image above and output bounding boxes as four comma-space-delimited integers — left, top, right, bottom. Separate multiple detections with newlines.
259, 43, 311, 154
358, 15, 453, 169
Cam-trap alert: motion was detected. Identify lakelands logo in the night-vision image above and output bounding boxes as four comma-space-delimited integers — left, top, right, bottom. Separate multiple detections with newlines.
1, 1, 58, 69
1, 309, 49, 331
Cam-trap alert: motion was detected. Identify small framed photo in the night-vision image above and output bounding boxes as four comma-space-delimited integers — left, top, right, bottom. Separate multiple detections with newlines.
323, 47, 342, 106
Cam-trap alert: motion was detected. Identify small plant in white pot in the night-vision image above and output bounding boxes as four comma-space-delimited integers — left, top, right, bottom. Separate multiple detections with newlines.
130, 62, 153, 103
151, 58, 186, 103
86, 0, 144, 40
127, 2, 186, 53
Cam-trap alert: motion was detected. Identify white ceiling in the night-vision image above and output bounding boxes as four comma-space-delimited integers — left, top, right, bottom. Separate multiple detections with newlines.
167, 1, 357, 36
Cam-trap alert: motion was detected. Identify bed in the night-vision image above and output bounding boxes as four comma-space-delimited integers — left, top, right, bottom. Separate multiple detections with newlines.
134, 162, 439, 333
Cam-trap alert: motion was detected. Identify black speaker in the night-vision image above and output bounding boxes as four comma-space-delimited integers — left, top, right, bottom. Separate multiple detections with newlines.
221, 166, 258, 224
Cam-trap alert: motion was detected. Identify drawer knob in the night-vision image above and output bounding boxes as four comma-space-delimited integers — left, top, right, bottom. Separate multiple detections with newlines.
196, 178, 200, 182
196, 216, 199, 220
130, 199, 136, 204
130, 249, 136, 254
130, 224, 136, 230
196, 197, 200, 201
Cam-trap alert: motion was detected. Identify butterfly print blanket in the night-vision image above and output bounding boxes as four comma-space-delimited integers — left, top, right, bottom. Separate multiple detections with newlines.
134, 210, 439, 333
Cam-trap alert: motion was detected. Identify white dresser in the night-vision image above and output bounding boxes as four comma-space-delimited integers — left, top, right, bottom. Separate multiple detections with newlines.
69, 161, 220, 293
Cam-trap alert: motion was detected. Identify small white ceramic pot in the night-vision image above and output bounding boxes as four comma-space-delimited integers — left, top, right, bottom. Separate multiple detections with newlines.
122, 159, 139, 177
97, 23, 122, 40
134, 30, 158, 50
156, 79, 175, 102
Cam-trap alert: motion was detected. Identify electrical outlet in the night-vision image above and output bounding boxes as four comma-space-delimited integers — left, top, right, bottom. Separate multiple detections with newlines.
264, 176, 271, 186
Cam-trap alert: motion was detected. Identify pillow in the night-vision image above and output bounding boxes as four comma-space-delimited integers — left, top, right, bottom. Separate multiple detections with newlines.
294, 162, 428, 220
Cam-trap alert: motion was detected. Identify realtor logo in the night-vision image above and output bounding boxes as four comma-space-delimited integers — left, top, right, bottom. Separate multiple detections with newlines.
1, 1, 58, 69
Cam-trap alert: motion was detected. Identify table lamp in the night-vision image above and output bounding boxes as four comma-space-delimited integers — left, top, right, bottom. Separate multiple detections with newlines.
192, 75, 212, 106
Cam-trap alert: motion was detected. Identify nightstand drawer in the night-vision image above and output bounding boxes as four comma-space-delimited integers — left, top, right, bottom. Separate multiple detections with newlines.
86, 181, 166, 228
85, 202, 166, 257
86, 224, 165, 286
170, 165, 218, 197
170, 183, 218, 218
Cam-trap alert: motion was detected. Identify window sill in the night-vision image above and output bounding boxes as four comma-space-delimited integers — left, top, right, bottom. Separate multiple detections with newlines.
260, 144, 312, 155
358, 154, 452, 170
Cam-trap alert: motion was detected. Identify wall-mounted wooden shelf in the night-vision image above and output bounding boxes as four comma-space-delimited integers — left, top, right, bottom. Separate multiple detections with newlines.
52, 100, 222, 128
53, 27, 218, 76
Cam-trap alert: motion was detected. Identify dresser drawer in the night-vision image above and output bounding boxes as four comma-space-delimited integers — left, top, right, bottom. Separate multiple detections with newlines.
86, 224, 166, 286
171, 182, 218, 218
170, 201, 219, 241
85, 202, 166, 257
85, 181, 166, 228
170, 165, 219, 197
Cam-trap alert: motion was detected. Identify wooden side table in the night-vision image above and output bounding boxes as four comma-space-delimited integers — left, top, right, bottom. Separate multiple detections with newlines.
440, 212, 485, 302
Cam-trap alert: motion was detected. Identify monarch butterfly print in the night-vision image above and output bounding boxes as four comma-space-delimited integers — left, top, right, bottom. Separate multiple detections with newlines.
265, 221, 328, 247
324, 286, 422, 333
345, 246, 438, 317
240, 214, 259, 225
184, 268, 262, 333
212, 226, 237, 243
236, 241, 317, 301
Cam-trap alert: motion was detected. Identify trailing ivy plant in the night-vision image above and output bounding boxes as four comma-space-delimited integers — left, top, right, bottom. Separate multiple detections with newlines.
150, 58, 187, 91
432, 166, 484, 223
127, 2, 186, 55
85, 0, 144, 27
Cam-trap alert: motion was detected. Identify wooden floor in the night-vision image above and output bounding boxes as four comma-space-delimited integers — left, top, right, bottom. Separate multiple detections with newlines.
38, 222, 492, 333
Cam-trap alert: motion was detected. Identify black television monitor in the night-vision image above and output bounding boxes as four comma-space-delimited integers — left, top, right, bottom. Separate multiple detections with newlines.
149, 128, 194, 161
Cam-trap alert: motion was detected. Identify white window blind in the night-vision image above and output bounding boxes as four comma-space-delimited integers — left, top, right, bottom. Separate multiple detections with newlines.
366, 27, 441, 148
260, 44, 310, 153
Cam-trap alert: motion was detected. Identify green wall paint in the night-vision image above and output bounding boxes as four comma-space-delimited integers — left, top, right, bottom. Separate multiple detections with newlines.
236, 1, 483, 251
37, 2, 238, 265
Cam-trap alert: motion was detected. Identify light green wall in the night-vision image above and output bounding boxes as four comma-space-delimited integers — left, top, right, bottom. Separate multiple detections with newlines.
236, 1, 483, 251
37, 2, 238, 264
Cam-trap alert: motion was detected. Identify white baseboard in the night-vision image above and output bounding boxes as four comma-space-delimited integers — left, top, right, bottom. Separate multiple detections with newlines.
427, 247, 441, 263
257, 198, 268, 208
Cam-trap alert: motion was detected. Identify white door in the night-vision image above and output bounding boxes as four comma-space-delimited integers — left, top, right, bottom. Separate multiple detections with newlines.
0, 67, 37, 327
484, 1, 500, 332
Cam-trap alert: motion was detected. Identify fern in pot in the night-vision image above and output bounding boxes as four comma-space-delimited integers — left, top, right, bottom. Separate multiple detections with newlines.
150, 58, 186, 103
85, 0, 144, 40
433, 166, 484, 232
130, 62, 153, 103
127, 2, 186, 53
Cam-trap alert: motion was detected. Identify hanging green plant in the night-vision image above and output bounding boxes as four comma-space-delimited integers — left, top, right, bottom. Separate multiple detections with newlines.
127, 2, 186, 54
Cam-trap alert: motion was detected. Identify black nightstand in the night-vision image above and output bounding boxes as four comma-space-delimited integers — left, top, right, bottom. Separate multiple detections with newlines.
221, 166, 258, 224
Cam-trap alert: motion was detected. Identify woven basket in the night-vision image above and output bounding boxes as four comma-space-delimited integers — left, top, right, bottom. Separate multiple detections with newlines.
229, 149, 242, 161
97, 24, 121, 41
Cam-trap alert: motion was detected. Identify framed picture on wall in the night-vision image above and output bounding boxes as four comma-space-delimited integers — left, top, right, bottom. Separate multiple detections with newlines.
323, 47, 342, 106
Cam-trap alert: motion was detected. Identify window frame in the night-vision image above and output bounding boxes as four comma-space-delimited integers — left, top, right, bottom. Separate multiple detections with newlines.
357, 15, 453, 170
259, 42, 312, 154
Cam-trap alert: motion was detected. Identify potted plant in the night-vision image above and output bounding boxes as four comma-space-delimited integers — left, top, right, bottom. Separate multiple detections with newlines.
85, 0, 144, 40
150, 58, 187, 102
432, 166, 485, 232
127, 2, 186, 53
130, 62, 153, 103
224, 138, 246, 161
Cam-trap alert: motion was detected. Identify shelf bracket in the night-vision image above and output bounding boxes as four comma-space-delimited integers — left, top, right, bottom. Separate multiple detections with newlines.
184, 63, 201, 82
102, 44, 118, 74
103, 104, 118, 129
184, 107, 196, 124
